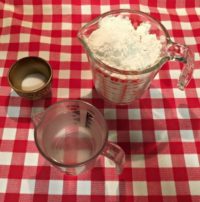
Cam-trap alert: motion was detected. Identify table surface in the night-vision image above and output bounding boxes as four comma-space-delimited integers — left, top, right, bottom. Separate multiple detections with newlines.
0, 1, 200, 202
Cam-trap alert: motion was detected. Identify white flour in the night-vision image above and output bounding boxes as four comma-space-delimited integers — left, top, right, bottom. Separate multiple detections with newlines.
87, 15, 162, 71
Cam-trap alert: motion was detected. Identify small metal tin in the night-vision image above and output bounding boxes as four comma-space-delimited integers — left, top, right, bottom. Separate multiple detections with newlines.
8, 56, 52, 100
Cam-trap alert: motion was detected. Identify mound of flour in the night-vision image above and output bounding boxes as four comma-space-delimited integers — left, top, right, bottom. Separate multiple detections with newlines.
87, 15, 162, 71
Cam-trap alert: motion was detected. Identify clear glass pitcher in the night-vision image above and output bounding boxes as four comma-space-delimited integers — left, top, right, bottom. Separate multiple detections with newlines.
32, 100, 125, 175
78, 9, 194, 105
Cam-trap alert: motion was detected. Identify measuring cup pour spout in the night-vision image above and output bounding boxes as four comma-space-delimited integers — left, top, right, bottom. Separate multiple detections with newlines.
77, 21, 97, 58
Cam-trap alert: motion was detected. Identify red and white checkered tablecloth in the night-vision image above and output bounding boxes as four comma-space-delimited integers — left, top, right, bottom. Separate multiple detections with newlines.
0, 0, 200, 201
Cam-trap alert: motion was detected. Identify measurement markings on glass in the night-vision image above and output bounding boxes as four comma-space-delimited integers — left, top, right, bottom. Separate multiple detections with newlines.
85, 112, 94, 128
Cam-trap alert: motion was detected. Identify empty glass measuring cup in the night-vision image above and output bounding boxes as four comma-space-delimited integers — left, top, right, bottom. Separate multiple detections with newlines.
78, 9, 194, 105
32, 100, 125, 175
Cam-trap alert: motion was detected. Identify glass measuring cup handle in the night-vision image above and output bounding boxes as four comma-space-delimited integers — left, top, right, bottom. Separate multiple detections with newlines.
102, 142, 125, 174
167, 41, 194, 90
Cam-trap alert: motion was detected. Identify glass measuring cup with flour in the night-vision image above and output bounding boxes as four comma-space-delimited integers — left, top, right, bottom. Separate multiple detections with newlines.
78, 9, 194, 105
32, 100, 125, 175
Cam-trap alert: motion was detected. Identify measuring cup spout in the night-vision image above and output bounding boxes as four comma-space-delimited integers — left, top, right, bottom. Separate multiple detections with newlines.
77, 19, 98, 57
32, 111, 45, 127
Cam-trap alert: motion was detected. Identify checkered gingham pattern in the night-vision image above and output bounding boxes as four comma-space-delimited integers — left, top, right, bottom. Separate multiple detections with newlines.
0, 0, 200, 201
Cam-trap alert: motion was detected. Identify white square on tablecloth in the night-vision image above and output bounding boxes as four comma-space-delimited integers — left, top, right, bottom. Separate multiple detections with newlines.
42, 4, 53, 15
22, 20, 32, 28
189, 181, 200, 195
173, 88, 186, 98
150, 88, 163, 99
3, 128, 16, 140
0, 68, 3, 77
169, 70, 179, 79
77, 181, 91, 195
48, 180, 63, 195
0, 35, 10, 43
162, 21, 172, 30
57, 88, 69, 98
0, 51, 7, 60
80, 88, 92, 98
196, 88, 200, 98
19, 34, 30, 43
42, 22, 52, 30
61, 37, 72, 46
194, 53, 200, 61
7, 106, 20, 118
128, 109, 141, 120
81, 5, 91, 14
40, 36, 51, 44
104, 158, 115, 168
3, 17, 12, 27
180, 22, 192, 30
62, 22, 72, 30
119, 4, 130, 9
100, 5, 111, 14
154, 73, 159, 80
59, 70, 70, 79
10, 90, 19, 97
104, 109, 116, 120
0, 152, 12, 165
62, 4, 72, 14
38, 51, 50, 61
184, 154, 199, 167
184, 37, 196, 45
139, 5, 150, 13
176, 8, 187, 16
17, 51, 29, 59
180, 130, 194, 142
81, 54, 88, 62
81, 22, 87, 27
131, 154, 145, 168
81, 70, 92, 80
155, 130, 169, 142
24, 153, 39, 166
0, 178, 7, 193
133, 181, 148, 196
60, 53, 71, 62
193, 70, 200, 81
158, 154, 172, 167
195, 7, 200, 15
105, 181, 119, 195
157, 7, 168, 14
20, 179, 35, 194
28, 129, 34, 141
130, 130, 143, 142
161, 181, 176, 196
152, 108, 165, 119
4, 4, 14, 12
23, 5, 33, 15
10, 89, 19, 97
176, 108, 190, 119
